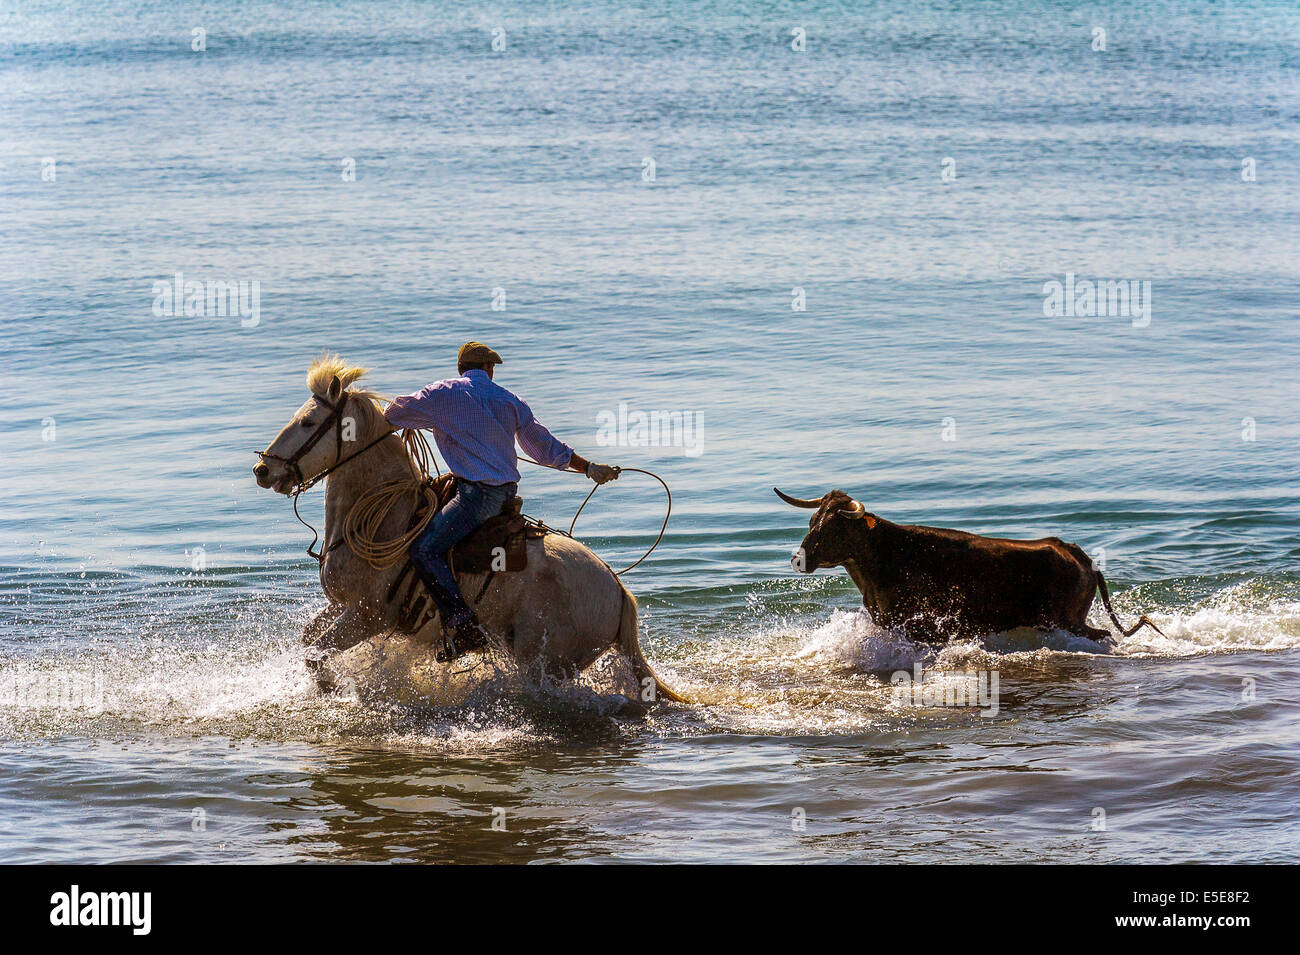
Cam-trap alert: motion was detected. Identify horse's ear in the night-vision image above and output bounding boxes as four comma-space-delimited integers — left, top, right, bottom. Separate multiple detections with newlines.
326, 375, 343, 402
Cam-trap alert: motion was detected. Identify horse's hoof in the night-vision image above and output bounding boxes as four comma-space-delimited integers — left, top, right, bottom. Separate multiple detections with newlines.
314, 674, 338, 694
306, 658, 337, 694
614, 696, 652, 718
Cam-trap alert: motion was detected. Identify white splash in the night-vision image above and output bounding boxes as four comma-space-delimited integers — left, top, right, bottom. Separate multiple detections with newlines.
1113, 581, 1300, 657
796, 609, 934, 672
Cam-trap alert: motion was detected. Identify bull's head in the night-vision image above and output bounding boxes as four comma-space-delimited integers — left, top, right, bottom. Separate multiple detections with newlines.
774, 487, 878, 573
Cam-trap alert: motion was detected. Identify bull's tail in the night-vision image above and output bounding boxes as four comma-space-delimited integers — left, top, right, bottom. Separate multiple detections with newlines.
616, 588, 689, 704
1095, 569, 1165, 639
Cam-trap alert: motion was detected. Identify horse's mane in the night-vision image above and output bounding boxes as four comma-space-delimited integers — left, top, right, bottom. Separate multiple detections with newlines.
307, 353, 387, 427
306, 354, 431, 479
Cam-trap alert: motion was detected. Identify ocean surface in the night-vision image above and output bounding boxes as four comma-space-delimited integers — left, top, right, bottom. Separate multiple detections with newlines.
1, 0, 1298, 863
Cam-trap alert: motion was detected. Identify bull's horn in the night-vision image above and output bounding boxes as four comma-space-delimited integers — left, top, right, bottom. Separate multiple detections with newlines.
838, 499, 867, 519
773, 487, 825, 508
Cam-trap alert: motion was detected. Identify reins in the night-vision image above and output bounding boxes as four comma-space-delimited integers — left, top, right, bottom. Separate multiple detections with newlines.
258, 391, 438, 564
263, 394, 672, 575
289, 429, 399, 562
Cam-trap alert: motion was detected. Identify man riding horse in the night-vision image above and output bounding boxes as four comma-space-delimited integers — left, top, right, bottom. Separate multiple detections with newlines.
384, 342, 621, 661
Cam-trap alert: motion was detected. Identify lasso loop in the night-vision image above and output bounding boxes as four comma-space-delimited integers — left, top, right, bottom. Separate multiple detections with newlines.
517, 458, 671, 576
291, 410, 672, 576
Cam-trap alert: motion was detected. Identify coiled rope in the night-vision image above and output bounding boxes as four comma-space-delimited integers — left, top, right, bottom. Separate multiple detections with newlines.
339, 429, 441, 569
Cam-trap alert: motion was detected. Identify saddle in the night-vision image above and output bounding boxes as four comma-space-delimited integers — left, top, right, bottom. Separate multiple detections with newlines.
421, 473, 545, 573
386, 473, 549, 633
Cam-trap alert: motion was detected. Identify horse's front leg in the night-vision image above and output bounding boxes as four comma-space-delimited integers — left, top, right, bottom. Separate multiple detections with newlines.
304, 603, 385, 692
302, 602, 346, 646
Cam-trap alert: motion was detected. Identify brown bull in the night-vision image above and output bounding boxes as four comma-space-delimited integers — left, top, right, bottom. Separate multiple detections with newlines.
775, 487, 1163, 645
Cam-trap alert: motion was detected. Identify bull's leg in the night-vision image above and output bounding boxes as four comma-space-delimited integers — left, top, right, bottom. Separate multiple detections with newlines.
1040, 605, 1115, 647
1061, 566, 1117, 647
1084, 625, 1116, 647
1057, 608, 1116, 647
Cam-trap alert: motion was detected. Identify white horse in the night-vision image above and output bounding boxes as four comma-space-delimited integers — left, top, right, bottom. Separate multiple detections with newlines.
253, 355, 683, 704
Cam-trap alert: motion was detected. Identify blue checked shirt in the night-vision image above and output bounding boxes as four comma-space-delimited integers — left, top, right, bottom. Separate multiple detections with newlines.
386, 369, 575, 484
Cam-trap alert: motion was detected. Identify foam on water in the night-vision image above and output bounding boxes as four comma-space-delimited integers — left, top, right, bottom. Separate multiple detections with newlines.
796, 609, 932, 671
2, 573, 1297, 744
0, 590, 662, 751
793, 576, 1300, 671
1116, 579, 1300, 657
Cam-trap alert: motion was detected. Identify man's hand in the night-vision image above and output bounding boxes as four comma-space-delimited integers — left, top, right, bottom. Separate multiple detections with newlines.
586, 462, 620, 485
568, 453, 619, 483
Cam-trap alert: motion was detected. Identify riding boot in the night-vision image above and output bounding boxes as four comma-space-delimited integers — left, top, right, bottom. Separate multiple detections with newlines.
410, 562, 490, 663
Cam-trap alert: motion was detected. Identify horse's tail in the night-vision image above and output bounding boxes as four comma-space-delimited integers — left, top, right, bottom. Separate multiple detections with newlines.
617, 587, 688, 704
1095, 569, 1165, 638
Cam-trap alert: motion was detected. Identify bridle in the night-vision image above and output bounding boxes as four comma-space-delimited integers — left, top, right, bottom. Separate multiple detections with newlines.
256, 390, 394, 561
256, 391, 352, 494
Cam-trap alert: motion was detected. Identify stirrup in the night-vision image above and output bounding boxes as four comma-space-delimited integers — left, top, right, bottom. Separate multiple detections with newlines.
435, 621, 490, 663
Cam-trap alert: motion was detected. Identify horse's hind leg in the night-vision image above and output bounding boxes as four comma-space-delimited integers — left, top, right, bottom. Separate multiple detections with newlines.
509, 619, 584, 686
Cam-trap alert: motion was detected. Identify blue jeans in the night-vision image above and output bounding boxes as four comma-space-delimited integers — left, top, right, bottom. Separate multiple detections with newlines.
410, 479, 517, 628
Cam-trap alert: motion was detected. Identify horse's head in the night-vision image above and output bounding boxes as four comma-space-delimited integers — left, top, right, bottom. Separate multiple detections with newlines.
254, 355, 374, 495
